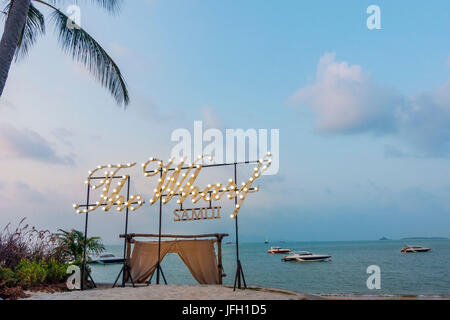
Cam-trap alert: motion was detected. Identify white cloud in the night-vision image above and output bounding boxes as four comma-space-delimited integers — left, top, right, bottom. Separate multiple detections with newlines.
0, 124, 75, 165
109, 42, 133, 57
201, 106, 224, 129
287, 53, 401, 134
0, 180, 81, 237
398, 79, 450, 156
52, 127, 74, 147
288, 53, 450, 157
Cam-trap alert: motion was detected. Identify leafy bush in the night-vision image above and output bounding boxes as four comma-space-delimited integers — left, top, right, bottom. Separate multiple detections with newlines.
0, 258, 68, 291
0, 219, 105, 296
46, 259, 68, 284
14, 259, 47, 289
0, 266, 16, 288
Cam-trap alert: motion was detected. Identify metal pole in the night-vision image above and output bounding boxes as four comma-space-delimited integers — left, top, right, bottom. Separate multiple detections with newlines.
121, 176, 131, 286
217, 236, 223, 285
234, 163, 239, 261
234, 163, 241, 289
81, 183, 90, 291
156, 170, 162, 284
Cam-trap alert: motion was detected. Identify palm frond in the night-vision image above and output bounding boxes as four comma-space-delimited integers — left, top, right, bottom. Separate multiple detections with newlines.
1, 0, 10, 16
50, 7, 129, 106
56, 229, 105, 262
15, 3, 46, 61
47, 0, 122, 14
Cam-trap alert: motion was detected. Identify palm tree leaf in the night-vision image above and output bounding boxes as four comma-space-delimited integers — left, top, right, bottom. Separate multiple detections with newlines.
57, 229, 105, 262
15, 3, 46, 61
47, 0, 122, 14
50, 7, 129, 106
0, 0, 10, 16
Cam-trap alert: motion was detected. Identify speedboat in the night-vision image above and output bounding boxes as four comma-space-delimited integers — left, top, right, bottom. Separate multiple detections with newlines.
267, 246, 291, 254
282, 251, 331, 262
401, 245, 431, 253
90, 253, 125, 264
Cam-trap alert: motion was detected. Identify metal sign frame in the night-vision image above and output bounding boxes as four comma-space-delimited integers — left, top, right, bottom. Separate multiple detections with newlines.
77, 159, 264, 291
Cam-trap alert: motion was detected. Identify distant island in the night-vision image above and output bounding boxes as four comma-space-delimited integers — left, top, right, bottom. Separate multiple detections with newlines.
378, 236, 448, 241
401, 237, 448, 240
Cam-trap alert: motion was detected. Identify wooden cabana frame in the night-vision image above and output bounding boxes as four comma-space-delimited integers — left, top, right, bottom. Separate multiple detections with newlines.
118, 233, 229, 285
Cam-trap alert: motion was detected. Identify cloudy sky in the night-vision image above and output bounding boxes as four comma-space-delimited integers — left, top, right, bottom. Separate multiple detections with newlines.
0, 0, 449, 243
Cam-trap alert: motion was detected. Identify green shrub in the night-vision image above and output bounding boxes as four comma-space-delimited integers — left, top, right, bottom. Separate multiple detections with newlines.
2, 259, 69, 290
0, 266, 16, 288
14, 259, 47, 289
46, 259, 68, 284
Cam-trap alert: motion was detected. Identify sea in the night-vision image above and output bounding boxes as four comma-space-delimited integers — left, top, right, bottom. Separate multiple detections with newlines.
90, 239, 450, 297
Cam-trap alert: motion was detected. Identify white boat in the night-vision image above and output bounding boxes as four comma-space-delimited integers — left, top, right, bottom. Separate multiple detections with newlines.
91, 253, 125, 264
267, 246, 291, 254
401, 245, 431, 253
282, 251, 331, 262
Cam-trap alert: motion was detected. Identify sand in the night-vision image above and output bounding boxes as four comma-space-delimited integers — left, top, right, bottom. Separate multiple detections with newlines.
23, 284, 322, 300
22, 285, 449, 300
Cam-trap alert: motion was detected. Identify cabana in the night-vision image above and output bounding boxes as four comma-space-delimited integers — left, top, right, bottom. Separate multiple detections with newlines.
118, 233, 228, 286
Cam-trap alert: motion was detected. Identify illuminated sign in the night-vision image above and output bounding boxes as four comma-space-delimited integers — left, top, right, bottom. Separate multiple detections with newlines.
73, 153, 273, 219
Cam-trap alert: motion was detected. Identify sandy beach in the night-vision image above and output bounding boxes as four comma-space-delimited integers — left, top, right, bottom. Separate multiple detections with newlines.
23, 285, 322, 300
22, 285, 449, 300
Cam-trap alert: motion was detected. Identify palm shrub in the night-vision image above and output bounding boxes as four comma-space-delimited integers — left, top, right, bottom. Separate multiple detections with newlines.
57, 229, 105, 263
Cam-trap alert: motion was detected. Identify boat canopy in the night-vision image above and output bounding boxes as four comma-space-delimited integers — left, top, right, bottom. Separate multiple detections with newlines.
291, 251, 312, 255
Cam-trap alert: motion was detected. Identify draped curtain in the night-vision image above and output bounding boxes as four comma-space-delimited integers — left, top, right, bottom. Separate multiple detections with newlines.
129, 240, 220, 284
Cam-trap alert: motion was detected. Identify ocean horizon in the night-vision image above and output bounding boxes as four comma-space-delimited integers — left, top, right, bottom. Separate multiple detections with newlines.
90, 239, 450, 296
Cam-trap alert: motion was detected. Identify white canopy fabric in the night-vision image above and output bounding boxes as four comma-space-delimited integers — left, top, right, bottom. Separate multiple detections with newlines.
129, 239, 220, 284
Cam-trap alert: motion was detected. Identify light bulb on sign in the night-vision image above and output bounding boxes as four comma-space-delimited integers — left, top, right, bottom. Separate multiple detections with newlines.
73, 153, 274, 219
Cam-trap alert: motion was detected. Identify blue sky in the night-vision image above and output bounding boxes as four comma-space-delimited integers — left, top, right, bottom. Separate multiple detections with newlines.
0, 0, 449, 243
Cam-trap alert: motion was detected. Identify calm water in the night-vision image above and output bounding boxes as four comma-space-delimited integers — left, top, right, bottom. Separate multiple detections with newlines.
90, 240, 450, 296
